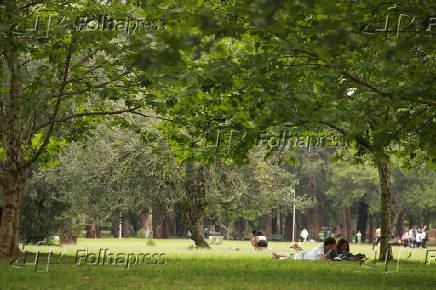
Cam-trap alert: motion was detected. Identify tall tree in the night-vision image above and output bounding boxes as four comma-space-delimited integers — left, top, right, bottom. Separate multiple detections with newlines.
145, 1, 435, 260
0, 0, 153, 256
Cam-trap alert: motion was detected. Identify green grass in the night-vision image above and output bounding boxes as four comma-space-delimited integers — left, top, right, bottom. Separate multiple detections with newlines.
1, 238, 436, 289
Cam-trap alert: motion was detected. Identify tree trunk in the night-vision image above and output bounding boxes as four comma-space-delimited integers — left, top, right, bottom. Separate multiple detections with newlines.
346, 207, 352, 242
238, 217, 248, 236
138, 213, 152, 238
272, 207, 281, 235
95, 223, 101, 238
175, 211, 186, 237
111, 217, 119, 238
320, 199, 329, 227
260, 214, 272, 238
162, 214, 169, 239
0, 26, 31, 256
375, 155, 393, 261
392, 207, 409, 237
312, 207, 320, 241
304, 211, 310, 230
368, 215, 375, 243
219, 223, 229, 240
60, 228, 76, 244
122, 216, 129, 238
152, 210, 162, 239
341, 210, 347, 239
284, 212, 293, 241
320, 162, 330, 226
232, 219, 240, 237
357, 199, 369, 242
180, 162, 209, 248
394, 211, 403, 237
309, 173, 319, 241
0, 170, 26, 256
86, 224, 96, 238
168, 214, 176, 236
341, 191, 348, 240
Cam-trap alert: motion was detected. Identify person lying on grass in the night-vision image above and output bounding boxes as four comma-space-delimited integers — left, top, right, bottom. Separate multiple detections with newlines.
329, 238, 366, 261
272, 237, 336, 260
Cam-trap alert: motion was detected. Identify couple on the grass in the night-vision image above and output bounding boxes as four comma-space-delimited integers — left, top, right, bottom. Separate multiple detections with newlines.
272, 237, 365, 261
251, 230, 269, 250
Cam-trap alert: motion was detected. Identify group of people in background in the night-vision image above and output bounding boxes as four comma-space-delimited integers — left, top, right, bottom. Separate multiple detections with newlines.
250, 225, 430, 251
401, 226, 428, 248
302, 227, 364, 243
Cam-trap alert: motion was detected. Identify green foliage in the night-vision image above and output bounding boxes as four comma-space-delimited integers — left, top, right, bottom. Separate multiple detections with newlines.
45, 236, 61, 246
146, 238, 156, 246
137, 229, 147, 239
19, 167, 72, 240
2, 0, 435, 255
135, 0, 436, 173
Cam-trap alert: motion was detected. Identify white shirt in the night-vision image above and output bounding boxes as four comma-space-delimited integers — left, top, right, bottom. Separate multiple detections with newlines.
416, 233, 422, 242
301, 229, 309, 238
303, 244, 327, 260
422, 231, 427, 239
258, 235, 267, 241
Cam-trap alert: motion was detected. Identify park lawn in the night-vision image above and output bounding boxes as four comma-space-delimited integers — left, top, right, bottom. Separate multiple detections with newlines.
1, 239, 436, 289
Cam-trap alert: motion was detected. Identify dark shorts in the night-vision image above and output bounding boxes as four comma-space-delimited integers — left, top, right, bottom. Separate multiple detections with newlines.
258, 240, 268, 247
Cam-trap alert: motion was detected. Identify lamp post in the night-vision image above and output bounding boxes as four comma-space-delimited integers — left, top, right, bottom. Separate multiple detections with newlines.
291, 189, 296, 242
119, 212, 122, 239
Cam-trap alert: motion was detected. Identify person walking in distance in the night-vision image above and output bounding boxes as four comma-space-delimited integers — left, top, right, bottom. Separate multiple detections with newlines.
356, 231, 362, 244
422, 226, 428, 248
301, 228, 309, 243
375, 227, 381, 245
416, 228, 422, 248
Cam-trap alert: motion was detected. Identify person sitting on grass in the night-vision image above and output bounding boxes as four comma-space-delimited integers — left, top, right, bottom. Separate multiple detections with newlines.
256, 230, 268, 250
251, 230, 258, 250
328, 238, 366, 261
272, 237, 337, 260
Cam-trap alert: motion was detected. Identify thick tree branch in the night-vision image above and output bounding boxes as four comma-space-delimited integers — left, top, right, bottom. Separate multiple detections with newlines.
406, 98, 436, 107
18, 1, 43, 10
342, 71, 392, 98
35, 106, 143, 131
315, 121, 349, 136
343, 71, 436, 107
0, 161, 5, 182
50, 71, 132, 100
283, 120, 349, 136
129, 111, 189, 125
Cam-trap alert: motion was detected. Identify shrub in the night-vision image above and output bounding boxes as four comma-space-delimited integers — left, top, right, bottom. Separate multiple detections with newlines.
146, 238, 156, 246
137, 228, 147, 239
